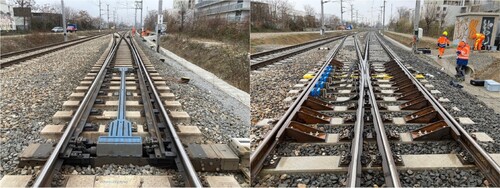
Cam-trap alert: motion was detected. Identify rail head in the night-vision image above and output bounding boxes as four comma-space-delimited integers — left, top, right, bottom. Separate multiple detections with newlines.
365, 32, 401, 187
128, 36, 202, 187
346, 34, 367, 187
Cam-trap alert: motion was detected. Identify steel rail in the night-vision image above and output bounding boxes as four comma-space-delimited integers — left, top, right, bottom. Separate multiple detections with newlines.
0, 34, 107, 68
365, 32, 401, 187
250, 36, 348, 182
128, 37, 202, 187
374, 32, 500, 186
250, 36, 345, 70
0, 34, 105, 59
250, 35, 342, 59
346, 34, 366, 187
33, 33, 119, 187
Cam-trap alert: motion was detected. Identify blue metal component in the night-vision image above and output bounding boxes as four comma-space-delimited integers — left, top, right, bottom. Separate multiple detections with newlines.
310, 87, 321, 97
97, 67, 143, 157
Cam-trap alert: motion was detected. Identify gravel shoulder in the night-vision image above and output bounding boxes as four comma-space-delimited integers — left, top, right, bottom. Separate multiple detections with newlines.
384, 32, 500, 113
0, 35, 111, 179
135, 37, 250, 144
135, 37, 250, 186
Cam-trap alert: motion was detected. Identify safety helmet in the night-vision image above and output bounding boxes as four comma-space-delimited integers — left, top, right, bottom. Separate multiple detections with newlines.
458, 41, 466, 47
442, 31, 448, 36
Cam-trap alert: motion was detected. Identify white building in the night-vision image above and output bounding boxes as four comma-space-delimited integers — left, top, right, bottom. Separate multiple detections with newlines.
425, 0, 499, 27
0, 0, 16, 30
195, 0, 250, 22
173, 0, 197, 10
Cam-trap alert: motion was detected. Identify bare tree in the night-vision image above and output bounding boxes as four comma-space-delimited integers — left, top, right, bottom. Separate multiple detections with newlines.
303, 4, 316, 28
144, 10, 158, 32
423, 1, 438, 34
174, 0, 188, 31
251, 1, 272, 30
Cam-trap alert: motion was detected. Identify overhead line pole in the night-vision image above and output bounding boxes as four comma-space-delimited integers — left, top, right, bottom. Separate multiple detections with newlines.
99, 0, 102, 32
107, 4, 109, 29
382, 0, 386, 34
61, 0, 67, 42
413, 0, 421, 53
156, 0, 163, 53
340, 0, 344, 25
350, 4, 353, 24
140, 0, 143, 33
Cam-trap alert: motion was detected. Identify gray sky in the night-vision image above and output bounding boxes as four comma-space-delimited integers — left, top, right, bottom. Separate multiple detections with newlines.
22, 0, 420, 26
27, 0, 174, 25
290, 0, 420, 25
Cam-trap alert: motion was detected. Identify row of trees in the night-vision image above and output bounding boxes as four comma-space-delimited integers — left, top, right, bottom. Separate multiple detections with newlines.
251, 0, 345, 32
8, 0, 117, 31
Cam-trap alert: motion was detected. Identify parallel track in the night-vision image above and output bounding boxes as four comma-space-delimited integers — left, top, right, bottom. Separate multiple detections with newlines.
251, 31, 500, 186
0, 34, 106, 69
32, 33, 202, 187
250, 35, 346, 70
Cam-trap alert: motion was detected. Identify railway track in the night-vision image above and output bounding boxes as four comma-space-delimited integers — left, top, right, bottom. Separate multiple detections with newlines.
250, 35, 347, 70
12, 33, 202, 187
0, 34, 106, 69
251, 31, 500, 187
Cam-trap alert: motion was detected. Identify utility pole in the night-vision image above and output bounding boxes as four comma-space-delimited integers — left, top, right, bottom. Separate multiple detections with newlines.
156, 0, 163, 53
321, 0, 325, 35
340, 0, 344, 25
413, 0, 421, 53
134, 2, 137, 31
107, 4, 109, 29
61, 0, 67, 42
350, 4, 353, 24
140, 0, 143, 33
382, 0, 386, 33
98, 0, 102, 32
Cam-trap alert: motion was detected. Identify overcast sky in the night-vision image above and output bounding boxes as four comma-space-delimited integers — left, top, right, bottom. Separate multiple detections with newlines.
23, 0, 420, 25
27, 0, 174, 25
291, 0, 420, 25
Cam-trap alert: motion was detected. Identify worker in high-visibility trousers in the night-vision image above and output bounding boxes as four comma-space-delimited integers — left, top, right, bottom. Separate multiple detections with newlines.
455, 41, 470, 81
472, 33, 485, 51
437, 31, 450, 59
131, 26, 136, 36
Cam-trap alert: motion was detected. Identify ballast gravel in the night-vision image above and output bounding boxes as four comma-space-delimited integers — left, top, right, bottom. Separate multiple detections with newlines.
0, 36, 111, 179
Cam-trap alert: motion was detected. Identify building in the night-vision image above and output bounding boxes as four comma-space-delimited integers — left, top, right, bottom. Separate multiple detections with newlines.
195, 0, 250, 22
173, 0, 197, 10
0, 0, 16, 30
425, 0, 500, 27
452, 12, 498, 48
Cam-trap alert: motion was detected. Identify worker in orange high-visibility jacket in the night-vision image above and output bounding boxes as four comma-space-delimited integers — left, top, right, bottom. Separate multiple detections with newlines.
131, 26, 136, 36
472, 33, 485, 51
437, 31, 450, 59
455, 41, 470, 81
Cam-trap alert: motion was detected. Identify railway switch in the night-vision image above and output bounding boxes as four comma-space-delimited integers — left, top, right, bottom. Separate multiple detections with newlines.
97, 67, 143, 157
